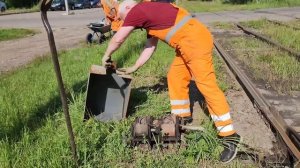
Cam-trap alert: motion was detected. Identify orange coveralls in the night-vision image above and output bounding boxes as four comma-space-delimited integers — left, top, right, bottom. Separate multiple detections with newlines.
148, 7, 235, 137
100, 0, 123, 32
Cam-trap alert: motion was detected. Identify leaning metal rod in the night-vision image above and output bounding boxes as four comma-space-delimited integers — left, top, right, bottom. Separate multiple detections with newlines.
40, 0, 78, 165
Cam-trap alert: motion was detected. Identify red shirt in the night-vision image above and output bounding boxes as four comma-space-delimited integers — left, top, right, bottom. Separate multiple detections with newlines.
122, 2, 178, 30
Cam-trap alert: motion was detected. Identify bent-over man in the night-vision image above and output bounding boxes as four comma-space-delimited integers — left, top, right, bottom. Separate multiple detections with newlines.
101, 0, 241, 163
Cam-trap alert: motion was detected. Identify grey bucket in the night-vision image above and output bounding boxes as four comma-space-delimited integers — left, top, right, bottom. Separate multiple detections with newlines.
84, 65, 132, 122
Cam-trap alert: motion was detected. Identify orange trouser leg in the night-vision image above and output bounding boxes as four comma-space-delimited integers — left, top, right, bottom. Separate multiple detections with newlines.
186, 51, 236, 137
163, 18, 235, 136
167, 52, 192, 117
175, 21, 235, 136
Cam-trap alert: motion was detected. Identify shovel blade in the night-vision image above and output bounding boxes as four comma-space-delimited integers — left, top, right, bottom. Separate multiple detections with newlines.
84, 65, 132, 122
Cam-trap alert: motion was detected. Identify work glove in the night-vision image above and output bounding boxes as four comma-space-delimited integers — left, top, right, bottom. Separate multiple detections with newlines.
102, 55, 112, 68
116, 65, 139, 75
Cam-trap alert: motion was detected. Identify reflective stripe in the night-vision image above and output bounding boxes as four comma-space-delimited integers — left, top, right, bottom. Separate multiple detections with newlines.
170, 99, 190, 105
171, 108, 190, 114
217, 124, 234, 133
165, 15, 192, 43
211, 112, 231, 122
215, 119, 232, 127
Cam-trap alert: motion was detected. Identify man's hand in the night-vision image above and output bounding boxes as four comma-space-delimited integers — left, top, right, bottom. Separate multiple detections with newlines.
102, 55, 111, 67
116, 65, 139, 75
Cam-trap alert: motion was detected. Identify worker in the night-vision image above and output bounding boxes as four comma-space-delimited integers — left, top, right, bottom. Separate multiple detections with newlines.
100, 0, 123, 33
101, 0, 241, 163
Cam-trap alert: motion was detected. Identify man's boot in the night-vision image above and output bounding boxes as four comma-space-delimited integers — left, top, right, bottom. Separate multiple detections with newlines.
181, 116, 193, 125
220, 133, 241, 163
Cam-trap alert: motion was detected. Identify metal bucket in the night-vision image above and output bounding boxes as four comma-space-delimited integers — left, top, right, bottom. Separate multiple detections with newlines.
84, 65, 132, 122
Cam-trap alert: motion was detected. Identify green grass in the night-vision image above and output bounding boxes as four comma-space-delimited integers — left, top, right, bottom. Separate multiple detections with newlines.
240, 19, 300, 52
0, 30, 251, 167
222, 35, 300, 93
0, 28, 36, 41
178, 0, 300, 13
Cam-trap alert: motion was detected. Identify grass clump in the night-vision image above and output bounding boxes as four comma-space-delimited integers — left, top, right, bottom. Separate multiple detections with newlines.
0, 28, 36, 41
0, 30, 247, 167
240, 19, 300, 52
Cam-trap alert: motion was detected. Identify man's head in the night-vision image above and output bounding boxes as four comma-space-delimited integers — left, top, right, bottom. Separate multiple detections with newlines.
118, 0, 137, 20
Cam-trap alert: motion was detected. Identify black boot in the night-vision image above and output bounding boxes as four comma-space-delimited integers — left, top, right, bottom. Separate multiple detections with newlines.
220, 133, 241, 163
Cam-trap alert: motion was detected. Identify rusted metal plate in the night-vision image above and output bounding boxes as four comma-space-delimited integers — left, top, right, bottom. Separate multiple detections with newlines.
84, 65, 132, 122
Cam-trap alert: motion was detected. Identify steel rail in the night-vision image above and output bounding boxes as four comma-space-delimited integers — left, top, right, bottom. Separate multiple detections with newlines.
40, 0, 78, 166
236, 24, 300, 61
214, 41, 300, 165
267, 19, 300, 31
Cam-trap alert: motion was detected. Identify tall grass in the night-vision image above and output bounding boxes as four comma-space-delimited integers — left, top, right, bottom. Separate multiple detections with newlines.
0, 30, 248, 167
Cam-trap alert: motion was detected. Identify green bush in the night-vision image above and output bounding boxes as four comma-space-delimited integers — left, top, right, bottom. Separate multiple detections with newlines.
3, 0, 39, 8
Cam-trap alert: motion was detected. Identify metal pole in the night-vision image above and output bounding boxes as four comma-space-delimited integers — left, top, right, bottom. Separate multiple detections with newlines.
64, 0, 70, 15
40, 0, 78, 166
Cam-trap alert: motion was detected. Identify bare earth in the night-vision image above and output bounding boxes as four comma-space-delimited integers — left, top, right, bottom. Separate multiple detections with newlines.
1, 6, 299, 160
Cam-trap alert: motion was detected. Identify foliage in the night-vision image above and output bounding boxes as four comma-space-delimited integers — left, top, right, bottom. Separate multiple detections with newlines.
3, 0, 39, 8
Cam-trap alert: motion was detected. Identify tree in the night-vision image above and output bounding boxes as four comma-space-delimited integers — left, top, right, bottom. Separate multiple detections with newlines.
4, 0, 39, 8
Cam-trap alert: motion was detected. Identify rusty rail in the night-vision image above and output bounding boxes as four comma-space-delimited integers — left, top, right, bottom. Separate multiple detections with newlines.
267, 19, 300, 31
236, 24, 300, 61
214, 41, 300, 166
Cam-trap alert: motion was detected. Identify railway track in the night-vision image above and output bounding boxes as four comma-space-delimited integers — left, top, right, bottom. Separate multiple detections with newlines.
213, 22, 300, 166
236, 24, 300, 61
266, 19, 300, 31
